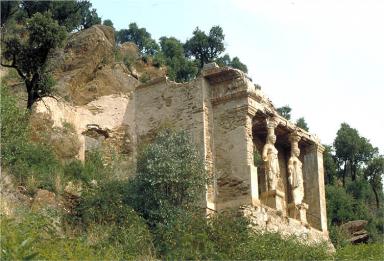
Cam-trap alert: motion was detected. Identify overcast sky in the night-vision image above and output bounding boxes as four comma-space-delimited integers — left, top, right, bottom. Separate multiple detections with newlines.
92, 0, 384, 153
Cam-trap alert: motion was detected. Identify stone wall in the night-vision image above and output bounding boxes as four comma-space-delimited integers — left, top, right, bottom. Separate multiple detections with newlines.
241, 204, 330, 244
34, 62, 330, 243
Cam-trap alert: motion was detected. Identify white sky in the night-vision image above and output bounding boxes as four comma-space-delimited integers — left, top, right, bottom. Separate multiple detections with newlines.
93, 0, 384, 153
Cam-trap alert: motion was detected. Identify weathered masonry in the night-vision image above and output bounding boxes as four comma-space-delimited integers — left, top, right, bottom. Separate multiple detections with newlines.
135, 63, 329, 242
36, 62, 329, 243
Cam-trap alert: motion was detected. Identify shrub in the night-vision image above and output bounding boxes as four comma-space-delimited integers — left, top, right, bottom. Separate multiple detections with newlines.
133, 129, 207, 226
238, 232, 330, 260
335, 243, 384, 260
207, 211, 251, 258
10, 142, 61, 194
153, 210, 216, 259
0, 85, 29, 166
76, 180, 154, 259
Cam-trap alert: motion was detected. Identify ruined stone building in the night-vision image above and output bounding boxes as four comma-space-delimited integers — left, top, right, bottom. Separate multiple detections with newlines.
34, 26, 329, 244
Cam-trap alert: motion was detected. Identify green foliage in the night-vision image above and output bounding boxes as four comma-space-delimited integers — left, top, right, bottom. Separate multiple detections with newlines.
276, 105, 292, 120
62, 151, 113, 189
324, 145, 338, 185
0, 85, 28, 165
159, 36, 198, 82
0, 209, 61, 260
296, 117, 309, 131
238, 232, 330, 260
365, 156, 384, 209
216, 53, 248, 73
116, 23, 159, 56
335, 243, 384, 260
185, 26, 225, 68
326, 185, 357, 224
76, 180, 154, 259
1, 11, 66, 108
134, 129, 207, 226
79, 2, 101, 30
153, 211, 215, 259
102, 19, 114, 28
334, 123, 378, 184
329, 224, 352, 249
1, 0, 19, 27
17, 0, 100, 32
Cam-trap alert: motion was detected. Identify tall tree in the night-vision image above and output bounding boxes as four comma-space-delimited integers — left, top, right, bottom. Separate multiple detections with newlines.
79, 2, 101, 29
184, 26, 225, 69
334, 123, 378, 186
276, 105, 292, 120
1, 12, 66, 109
216, 54, 248, 73
116, 23, 159, 56
16, 0, 100, 32
323, 145, 337, 185
296, 117, 309, 131
365, 156, 384, 209
1, 0, 19, 27
158, 36, 198, 82
103, 19, 114, 29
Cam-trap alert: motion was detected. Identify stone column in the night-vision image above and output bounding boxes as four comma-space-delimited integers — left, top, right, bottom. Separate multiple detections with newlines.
260, 117, 285, 211
303, 144, 328, 235
287, 132, 308, 224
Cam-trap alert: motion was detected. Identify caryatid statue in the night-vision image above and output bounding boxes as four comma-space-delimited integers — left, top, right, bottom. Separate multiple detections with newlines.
288, 132, 304, 205
262, 118, 280, 191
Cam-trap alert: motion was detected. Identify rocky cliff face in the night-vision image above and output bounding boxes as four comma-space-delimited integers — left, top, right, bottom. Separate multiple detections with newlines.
33, 25, 165, 163
51, 25, 137, 105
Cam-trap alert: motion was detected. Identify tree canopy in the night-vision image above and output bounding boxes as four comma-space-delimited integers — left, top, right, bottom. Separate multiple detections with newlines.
276, 105, 292, 120
158, 37, 198, 82
116, 23, 159, 56
334, 123, 378, 185
184, 26, 225, 69
1, 12, 67, 109
296, 117, 309, 131
216, 54, 248, 73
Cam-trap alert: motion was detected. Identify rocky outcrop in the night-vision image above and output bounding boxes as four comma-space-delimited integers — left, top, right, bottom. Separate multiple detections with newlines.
340, 220, 369, 244
31, 189, 57, 211
52, 25, 139, 105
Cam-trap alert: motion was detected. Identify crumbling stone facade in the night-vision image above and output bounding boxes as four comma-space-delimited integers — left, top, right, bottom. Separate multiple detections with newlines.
134, 63, 329, 241
35, 63, 329, 242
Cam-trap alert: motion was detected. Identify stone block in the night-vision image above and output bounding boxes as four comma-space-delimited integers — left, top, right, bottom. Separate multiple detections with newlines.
261, 189, 285, 211
288, 202, 308, 224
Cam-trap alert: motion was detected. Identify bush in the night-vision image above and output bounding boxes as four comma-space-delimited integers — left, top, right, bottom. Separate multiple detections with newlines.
0, 85, 29, 166
238, 232, 330, 260
335, 243, 384, 260
153, 210, 215, 259
63, 151, 108, 186
76, 180, 154, 259
134, 129, 207, 226
208, 211, 251, 258
11, 143, 61, 194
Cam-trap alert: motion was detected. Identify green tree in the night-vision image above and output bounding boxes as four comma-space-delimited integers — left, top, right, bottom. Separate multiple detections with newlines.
103, 19, 114, 28
276, 105, 292, 120
18, 0, 96, 32
158, 36, 198, 82
323, 145, 337, 185
365, 156, 384, 209
133, 129, 207, 226
296, 117, 309, 131
79, 2, 101, 29
1, 0, 19, 27
1, 12, 66, 109
116, 23, 159, 56
334, 123, 378, 185
184, 26, 225, 69
216, 54, 248, 73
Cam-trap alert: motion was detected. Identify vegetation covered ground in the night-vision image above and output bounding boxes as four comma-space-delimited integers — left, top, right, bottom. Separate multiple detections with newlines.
1, 1, 383, 260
